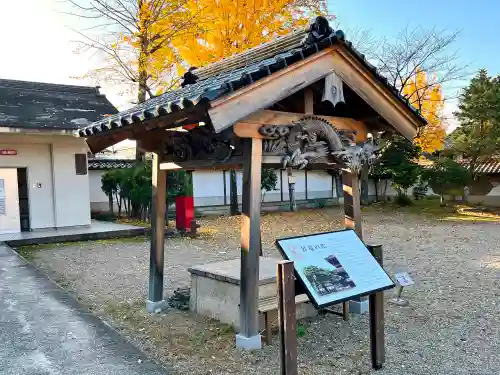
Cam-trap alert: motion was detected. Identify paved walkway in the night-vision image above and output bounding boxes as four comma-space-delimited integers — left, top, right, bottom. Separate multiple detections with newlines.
0, 243, 167, 375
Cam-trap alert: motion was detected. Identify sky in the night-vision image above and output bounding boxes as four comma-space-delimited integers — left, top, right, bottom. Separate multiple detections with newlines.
0, 0, 499, 131
329, 0, 500, 130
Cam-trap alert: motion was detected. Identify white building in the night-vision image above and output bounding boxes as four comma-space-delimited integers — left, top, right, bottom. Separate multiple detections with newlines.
0, 79, 116, 234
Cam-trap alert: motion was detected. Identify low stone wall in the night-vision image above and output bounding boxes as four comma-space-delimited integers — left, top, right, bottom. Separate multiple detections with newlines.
188, 258, 317, 330
468, 195, 500, 207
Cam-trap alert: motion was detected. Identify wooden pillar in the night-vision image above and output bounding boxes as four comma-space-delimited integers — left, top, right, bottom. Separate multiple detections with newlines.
342, 170, 363, 239
368, 244, 385, 369
147, 153, 167, 313
237, 137, 263, 350
342, 169, 363, 316
278, 260, 298, 375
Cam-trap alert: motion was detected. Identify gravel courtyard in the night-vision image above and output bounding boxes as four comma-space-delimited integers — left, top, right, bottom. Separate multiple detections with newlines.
22, 206, 500, 375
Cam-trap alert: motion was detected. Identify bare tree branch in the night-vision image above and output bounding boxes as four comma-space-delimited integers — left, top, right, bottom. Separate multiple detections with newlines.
359, 26, 469, 97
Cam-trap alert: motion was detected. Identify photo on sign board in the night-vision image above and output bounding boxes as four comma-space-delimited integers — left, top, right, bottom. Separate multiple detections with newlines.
302, 257, 356, 296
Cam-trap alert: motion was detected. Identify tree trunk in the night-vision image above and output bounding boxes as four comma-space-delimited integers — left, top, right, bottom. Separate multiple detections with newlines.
108, 194, 114, 215
135, 45, 148, 162
229, 170, 239, 215
381, 179, 388, 201
440, 192, 444, 206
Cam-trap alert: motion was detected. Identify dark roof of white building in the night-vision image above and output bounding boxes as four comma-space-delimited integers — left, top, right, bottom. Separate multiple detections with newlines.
0, 79, 117, 130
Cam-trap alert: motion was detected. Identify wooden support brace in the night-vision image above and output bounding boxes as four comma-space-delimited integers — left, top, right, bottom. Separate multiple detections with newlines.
278, 260, 298, 375
368, 244, 385, 370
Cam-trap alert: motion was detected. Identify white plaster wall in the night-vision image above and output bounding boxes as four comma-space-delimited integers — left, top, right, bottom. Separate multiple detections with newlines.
0, 134, 90, 230
89, 170, 110, 208
487, 184, 500, 196
468, 184, 500, 206
0, 140, 55, 229
279, 170, 306, 201
262, 169, 281, 203
367, 178, 437, 198
307, 171, 334, 199
52, 141, 91, 227
193, 170, 226, 206
367, 179, 399, 196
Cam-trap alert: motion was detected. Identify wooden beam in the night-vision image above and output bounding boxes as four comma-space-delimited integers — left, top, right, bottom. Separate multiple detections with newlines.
234, 111, 368, 141
84, 109, 207, 154
304, 88, 314, 114
160, 159, 244, 171
86, 131, 131, 154
332, 47, 420, 139
147, 154, 167, 312
278, 260, 298, 375
238, 137, 263, 349
208, 47, 338, 133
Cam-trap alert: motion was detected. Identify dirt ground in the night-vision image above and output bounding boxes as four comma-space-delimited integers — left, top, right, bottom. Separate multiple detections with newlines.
21, 203, 500, 375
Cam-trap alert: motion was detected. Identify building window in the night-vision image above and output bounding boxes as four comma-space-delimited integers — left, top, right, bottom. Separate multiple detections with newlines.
75, 154, 88, 175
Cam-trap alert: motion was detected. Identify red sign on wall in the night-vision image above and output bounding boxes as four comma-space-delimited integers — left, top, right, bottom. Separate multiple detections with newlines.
0, 149, 17, 156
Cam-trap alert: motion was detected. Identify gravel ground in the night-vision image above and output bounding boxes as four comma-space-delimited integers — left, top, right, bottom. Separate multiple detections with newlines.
25, 208, 500, 375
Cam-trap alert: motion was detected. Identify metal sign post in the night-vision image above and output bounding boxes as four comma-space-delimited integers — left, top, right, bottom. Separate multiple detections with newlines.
389, 272, 414, 306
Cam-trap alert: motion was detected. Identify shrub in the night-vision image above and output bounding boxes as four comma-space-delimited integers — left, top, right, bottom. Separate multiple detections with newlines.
413, 182, 428, 200
313, 198, 329, 208
91, 211, 116, 221
395, 194, 413, 206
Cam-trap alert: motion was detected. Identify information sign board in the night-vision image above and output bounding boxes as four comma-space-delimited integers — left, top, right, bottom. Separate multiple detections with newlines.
276, 229, 395, 308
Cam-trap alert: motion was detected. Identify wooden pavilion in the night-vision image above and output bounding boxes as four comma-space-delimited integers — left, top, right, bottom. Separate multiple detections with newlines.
80, 17, 426, 350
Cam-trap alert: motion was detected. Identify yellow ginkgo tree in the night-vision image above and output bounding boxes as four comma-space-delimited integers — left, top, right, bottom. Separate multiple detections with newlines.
70, 0, 200, 103
173, 0, 328, 67
402, 69, 446, 153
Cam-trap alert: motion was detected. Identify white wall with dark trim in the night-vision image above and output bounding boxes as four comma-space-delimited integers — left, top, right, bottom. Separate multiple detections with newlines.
0, 134, 91, 230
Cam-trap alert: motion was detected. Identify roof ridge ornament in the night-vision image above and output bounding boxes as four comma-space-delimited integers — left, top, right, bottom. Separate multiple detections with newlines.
181, 67, 199, 87
302, 16, 334, 46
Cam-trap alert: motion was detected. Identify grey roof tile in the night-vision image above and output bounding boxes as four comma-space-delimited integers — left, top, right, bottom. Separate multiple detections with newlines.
0, 79, 117, 130
79, 29, 426, 137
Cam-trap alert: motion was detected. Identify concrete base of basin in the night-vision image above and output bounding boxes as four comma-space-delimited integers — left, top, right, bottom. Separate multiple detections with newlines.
188, 257, 317, 330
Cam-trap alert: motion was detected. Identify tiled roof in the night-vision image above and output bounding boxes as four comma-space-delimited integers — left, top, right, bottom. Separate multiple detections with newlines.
78, 26, 426, 137
0, 79, 117, 130
422, 158, 500, 175
88, 158, 135, 170
459, 160, 500, 175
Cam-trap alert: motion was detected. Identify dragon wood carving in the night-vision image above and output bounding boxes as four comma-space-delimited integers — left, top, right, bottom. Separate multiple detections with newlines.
163, 126, 238, 163
259, 116, 380, 173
